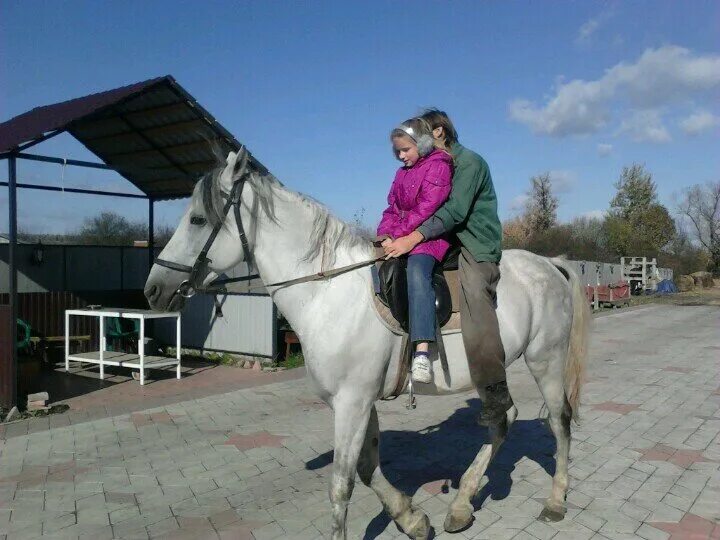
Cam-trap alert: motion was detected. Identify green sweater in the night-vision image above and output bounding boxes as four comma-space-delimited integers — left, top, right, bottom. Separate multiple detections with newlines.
417, 143, 502, 263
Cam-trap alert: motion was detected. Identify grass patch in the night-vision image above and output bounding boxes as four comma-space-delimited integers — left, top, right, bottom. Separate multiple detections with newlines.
591, 286, 720, 314
165, 347, 246, 366
1, 404, 70, 423
202, 351, 239, 365
280, 351, 305, 369
627, 288, 720, 307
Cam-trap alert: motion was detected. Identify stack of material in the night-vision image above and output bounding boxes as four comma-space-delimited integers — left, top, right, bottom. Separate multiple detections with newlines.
678, 275, 695, 292
691, 271, 714, 288
27, 392, 49, 412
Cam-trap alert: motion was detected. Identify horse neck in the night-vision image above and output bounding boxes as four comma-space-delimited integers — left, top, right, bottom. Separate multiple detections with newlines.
244, 184, 373, 322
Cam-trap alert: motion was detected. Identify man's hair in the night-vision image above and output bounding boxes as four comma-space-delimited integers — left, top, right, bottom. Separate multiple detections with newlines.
420, 108, 458, 146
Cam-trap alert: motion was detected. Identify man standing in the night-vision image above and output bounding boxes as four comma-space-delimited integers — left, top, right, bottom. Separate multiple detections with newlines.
383, 109, 512, 426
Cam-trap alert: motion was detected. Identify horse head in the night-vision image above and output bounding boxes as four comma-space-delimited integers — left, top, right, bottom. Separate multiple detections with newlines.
144, 150, 253, 311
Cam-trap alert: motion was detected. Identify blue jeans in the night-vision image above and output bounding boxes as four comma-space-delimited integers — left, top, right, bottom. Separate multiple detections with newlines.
407, 254, 437, 343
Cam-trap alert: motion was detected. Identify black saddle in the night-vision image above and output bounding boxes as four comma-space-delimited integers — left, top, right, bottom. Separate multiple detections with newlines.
376, 248, 457, 332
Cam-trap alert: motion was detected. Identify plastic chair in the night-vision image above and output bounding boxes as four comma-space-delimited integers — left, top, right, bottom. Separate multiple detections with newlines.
105, 317, 139, 352
17, 318, 32, 352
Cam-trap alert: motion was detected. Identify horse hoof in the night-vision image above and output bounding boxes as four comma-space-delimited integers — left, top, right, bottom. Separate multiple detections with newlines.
538, 506, 565, 522
443, 505, 474, 533
405, 511, 431, 540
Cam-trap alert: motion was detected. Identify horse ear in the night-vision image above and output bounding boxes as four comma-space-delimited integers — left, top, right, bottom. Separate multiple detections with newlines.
234, 147, 249, 178
219, 151, 239, 189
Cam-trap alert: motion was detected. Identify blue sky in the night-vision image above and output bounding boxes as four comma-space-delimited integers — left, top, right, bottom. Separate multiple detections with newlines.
1, 0, 718, 235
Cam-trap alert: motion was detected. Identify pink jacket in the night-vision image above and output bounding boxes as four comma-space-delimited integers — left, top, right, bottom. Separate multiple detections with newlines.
377, 150, 453, 261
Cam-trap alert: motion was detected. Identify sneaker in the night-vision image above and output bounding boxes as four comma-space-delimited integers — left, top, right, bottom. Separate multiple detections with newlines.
411, 354, 432, 384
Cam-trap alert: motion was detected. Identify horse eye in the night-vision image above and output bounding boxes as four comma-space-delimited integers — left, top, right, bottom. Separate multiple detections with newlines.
190, 216, 207, 226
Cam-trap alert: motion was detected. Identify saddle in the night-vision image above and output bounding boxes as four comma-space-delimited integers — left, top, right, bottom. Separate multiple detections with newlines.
369, 241, 462, 404
371, 243, 461, 403
374, 246, 461, 332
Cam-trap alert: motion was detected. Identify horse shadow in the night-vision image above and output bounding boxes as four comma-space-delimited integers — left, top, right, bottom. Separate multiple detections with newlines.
305, 398, 557, 539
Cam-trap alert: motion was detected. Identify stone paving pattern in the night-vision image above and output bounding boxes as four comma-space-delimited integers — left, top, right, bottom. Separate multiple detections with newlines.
0, 304, 718, 539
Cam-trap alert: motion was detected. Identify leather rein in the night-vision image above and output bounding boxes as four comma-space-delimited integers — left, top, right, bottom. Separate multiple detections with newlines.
154, 148, 384, 302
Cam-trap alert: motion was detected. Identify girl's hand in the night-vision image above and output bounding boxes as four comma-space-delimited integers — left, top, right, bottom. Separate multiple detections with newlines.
384, 232, 423, 258
381, 237, 393, 248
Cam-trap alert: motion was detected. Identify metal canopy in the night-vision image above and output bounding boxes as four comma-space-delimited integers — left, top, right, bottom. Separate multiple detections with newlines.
0, 76, 243, 200
0, 76, 263, 408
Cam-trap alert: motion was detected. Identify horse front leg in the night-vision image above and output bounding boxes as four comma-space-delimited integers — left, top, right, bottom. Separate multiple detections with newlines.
444, 405, 518, 533
357, 406, 430, 539
328, 394, 374, 540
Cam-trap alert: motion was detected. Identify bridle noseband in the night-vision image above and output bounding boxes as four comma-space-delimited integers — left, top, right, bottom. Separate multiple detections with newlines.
154, 149, 254, 299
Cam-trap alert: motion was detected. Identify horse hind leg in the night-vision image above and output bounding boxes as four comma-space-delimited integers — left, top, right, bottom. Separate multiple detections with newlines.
357, 406, 430, 540
526, 346, 573, 522
444, 404, 518, 533
539, 396, 572, 522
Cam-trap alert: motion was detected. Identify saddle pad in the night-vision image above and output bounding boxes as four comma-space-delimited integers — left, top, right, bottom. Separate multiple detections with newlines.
371, 284, 461, 335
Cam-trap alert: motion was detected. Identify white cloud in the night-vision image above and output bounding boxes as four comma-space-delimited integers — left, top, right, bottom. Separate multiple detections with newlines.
508, 45, 720, 138
577, 17, 602, 42
509, 194, 529, 213
597, 143, 613, 156
547, 170, 577, 193
680, 110, 720, 135
576, 11, 612, 44
617, 110, 671, 143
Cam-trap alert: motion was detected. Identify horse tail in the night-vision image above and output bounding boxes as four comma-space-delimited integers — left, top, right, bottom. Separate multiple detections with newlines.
551, 257, 591, 424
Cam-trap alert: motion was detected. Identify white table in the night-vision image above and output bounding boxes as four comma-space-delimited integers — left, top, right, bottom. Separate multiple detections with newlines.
65, 308, 181, 385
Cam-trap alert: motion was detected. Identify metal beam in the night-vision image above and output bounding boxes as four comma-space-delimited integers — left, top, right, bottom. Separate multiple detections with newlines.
101, 137, 222, 160
14, 152, 114, 170
148, 198, 155, 273
70, 101, 191, 137
107, 104, 195, 177
83, 118, 211, 145
0, 181, 147, 199
5, 155, 18, 408
142, 159, 216, 172
15, 129, 64, 152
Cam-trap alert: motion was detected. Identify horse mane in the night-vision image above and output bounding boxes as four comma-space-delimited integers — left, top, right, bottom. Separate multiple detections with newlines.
198, 155, 372, 268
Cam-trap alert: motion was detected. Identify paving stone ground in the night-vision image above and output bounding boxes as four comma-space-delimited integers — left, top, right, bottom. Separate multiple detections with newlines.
0, 304, 718, 539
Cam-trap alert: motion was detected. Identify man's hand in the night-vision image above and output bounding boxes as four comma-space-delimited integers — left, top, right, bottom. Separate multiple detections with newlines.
384, 231, 424, 258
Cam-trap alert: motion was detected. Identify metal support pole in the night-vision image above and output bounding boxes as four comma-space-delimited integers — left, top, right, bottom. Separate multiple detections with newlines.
148, 198, 155, 273
5, 155, 18, 407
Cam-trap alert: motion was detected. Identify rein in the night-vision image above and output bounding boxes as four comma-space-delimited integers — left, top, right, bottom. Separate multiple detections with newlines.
205, 254, 386, 295
154, 147, 387, 307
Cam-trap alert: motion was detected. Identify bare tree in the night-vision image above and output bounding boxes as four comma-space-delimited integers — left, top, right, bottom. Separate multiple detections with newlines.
350, 207, 375, 240
677, 181, 720, 272
524, 173, 558, 232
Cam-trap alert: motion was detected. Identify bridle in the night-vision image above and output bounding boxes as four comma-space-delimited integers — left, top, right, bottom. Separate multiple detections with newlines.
154, 149, 254, 300
153, 148, 385, 308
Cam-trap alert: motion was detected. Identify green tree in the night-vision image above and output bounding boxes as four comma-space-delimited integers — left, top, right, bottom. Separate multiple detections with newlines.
606, 165, 675, 257
75, 211, 173, 246
610, 164, 656, 219
565, 216, 613, 261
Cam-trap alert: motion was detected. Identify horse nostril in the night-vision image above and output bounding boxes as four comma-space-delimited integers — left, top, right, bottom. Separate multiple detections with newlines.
144, 284, 161, 304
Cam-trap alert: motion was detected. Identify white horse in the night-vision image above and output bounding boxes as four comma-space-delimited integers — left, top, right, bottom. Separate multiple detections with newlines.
144, 151, 589, 540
